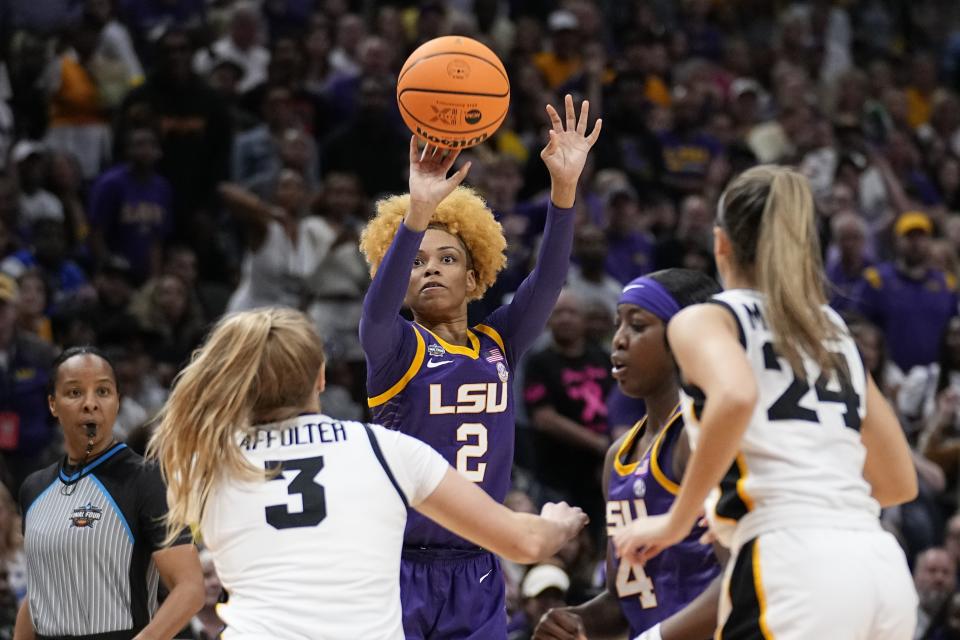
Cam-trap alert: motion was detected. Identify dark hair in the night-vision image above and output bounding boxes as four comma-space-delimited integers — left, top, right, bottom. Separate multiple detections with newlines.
645, 268, 722, 309
48, 346, 117, 396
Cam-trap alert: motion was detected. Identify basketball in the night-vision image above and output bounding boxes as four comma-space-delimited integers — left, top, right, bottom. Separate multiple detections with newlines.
397, 36, 510, 150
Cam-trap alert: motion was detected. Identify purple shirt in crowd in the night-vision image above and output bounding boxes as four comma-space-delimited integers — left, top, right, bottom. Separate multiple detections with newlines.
825, 257, 873, 315
88, 164, 173, 282
606, 230, 655, 285
359, 203, 574, 549
855, 262, 959, 371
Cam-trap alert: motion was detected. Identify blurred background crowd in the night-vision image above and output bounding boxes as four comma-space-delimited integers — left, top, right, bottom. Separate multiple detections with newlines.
3, 0, 960, 638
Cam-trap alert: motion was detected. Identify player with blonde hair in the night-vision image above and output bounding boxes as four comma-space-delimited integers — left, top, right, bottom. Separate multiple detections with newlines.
613, 166, 918, 639
358, 94, 601, 639
147, 307, 588, 640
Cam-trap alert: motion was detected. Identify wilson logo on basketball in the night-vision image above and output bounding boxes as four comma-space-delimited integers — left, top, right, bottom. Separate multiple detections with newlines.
446, 59, 471, 79
465, 109, 482, 124
69, 502, 103, 529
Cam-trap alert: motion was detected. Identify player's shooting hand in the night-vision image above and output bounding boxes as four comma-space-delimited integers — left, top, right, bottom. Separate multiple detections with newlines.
406, 136, 472, 229
540, 94, 602, 208
533, 608, 587, 640
612, 513, 684, 566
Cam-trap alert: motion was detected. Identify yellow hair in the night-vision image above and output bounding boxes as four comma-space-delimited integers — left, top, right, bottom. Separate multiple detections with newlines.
147, 307, 326, 546
359, 186, 507, 301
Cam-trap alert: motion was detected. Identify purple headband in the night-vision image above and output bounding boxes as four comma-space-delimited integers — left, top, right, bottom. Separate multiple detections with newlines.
618, 276, 681, 322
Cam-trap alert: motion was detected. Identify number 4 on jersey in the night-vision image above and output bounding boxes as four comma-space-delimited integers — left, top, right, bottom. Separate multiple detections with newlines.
608, 498, 658, 608
616, 560, 657, 608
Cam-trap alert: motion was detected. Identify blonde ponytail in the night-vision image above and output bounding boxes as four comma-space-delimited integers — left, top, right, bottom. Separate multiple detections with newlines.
147, 308, 326, 546
721, 166, 839, 377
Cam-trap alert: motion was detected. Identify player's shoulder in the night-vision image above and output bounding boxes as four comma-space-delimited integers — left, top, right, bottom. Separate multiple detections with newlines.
670, 297, 746, 343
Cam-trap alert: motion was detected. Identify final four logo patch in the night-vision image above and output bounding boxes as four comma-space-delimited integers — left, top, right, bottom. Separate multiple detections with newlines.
427, 343, 446, 357
497, 362, 509, 383
70, 503, 103, 529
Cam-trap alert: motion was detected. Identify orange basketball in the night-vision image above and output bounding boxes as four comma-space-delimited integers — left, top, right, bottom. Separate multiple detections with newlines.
397, 36, 510, 150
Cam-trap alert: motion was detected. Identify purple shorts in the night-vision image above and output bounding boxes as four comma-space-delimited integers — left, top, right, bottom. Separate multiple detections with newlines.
400, 548, 507, 640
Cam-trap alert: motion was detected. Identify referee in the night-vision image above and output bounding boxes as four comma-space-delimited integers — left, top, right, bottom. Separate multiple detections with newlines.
15, 347, 203, 640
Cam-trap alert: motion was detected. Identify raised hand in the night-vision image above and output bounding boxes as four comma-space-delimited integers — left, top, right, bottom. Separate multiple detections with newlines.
541, 94, 602, 208
405, 136, 472, 231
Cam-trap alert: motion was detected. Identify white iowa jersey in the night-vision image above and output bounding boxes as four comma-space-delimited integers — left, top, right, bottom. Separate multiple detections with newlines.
680, 289, 881, 551
201, 414, 448, 639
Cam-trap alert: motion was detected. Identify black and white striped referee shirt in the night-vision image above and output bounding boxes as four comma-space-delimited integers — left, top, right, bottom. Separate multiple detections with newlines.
19, 443, 186, 640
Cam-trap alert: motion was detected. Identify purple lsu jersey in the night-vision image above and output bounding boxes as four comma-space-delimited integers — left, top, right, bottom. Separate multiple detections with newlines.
370, 322, 514, 549
606, 410, 720, 636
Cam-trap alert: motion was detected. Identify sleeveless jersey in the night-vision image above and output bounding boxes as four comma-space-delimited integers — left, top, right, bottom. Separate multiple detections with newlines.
606, 411, 720, 637
369, 322, 514, 549
200, 414, 448, 639
680, 289, 880, 552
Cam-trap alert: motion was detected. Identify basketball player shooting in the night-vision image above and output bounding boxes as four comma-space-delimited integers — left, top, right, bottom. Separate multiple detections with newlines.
358, 94, 601, 640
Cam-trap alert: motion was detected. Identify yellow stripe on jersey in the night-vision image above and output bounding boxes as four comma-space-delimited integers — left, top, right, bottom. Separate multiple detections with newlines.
613, 403, 682, 479
735, 453, 755, 511
368, 326, 426, 407
753, 538, 775, 639
473, 323, 506, 354
649, 406, 684, 495
417, 323, 481, 358
614, 418, 646, 476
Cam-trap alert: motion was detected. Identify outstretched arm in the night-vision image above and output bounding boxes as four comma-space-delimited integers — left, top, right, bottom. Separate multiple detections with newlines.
218, 183, 279, 250
359, 137, 472, 370
486, 95, 602, 359
416, 468, 588, 564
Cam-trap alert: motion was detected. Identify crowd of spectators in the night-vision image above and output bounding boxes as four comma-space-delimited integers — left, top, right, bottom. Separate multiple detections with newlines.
3, 0, 960, 637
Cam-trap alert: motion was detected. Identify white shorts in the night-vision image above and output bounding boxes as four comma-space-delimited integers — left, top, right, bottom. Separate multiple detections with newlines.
716, 527, 917, 640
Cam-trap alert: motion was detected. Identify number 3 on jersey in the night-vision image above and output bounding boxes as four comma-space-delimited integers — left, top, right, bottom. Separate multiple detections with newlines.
456, 423, 487, 482
264, 457, 327, 530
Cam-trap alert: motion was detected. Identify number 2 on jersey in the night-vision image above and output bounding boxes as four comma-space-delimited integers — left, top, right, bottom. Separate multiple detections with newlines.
456, 423, 487, 482
762, 342, 861, 430
264, 456, 327, 530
